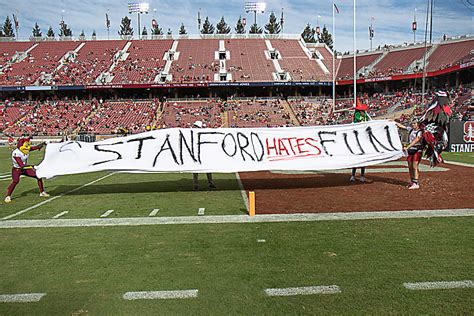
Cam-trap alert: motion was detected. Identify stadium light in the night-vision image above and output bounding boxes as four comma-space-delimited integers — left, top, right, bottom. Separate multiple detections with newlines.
128, 2, 149, 39
245, 2, 266, 27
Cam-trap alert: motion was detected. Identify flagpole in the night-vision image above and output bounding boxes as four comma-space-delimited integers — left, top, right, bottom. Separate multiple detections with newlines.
332, 1, 336, 113
353, 0, 357, 107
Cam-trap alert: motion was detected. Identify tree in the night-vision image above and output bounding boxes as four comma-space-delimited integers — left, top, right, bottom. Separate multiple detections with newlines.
92, 30, 96, 39
59, 21, 72, 37
151, 24, 163, 35
167, 28, 172, 35
265, 12, 281, 34
319, 25, 333, 49
249, 23, 263, 34
79, 29, 85, 40
32, 22, 42, 37
235, 16, 245, 34
3, 16, 15, 37
142, 26, 148, 36
301, 23, 316, 43
0, 29, 4, 37
47, 26, 55, 38
216, 16, 230, 34
201, 17, 214, 34
118, 16, 133, 36
179, 23, 187, 35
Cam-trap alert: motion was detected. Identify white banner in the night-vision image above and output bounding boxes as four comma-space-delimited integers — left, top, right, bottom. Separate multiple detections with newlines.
36, 120, 404, 178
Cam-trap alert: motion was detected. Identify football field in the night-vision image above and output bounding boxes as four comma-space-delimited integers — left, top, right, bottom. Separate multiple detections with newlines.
0, 147, 473, 314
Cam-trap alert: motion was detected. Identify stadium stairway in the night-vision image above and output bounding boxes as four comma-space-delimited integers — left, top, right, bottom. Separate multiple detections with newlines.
282, 100, 301, 126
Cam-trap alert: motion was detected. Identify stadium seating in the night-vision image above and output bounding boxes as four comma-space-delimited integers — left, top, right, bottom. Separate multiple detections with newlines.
0, 100, 35, 132
371, 46, 428, 76
171, 39, 219, 82
226, 39, 275, 81
157, 100, 224, 128
0, 42, 33, 67
427, 39, 473, 71
227, 99, 293, 127
337, 52, 382, 79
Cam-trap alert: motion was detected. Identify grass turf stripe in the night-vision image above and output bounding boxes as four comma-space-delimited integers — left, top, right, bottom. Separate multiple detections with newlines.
265, 285, 341, 296
1, 209, 473, 229
123, 290, 198, 300
0, 293, 46, 303
404, 280, 474, 290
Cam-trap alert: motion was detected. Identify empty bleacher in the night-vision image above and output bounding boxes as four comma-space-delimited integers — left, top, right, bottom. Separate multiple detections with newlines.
427, 39, 474, 71
226, 39, 275, 81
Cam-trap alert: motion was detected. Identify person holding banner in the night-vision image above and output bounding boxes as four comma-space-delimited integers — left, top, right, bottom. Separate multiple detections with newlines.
4, 138, 50, 203
192, 121, 217, 191
350, 99, 371, 183
404, 119, 424, 190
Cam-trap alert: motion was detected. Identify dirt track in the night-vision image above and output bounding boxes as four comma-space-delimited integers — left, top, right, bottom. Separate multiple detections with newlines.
239, 161, 474, 214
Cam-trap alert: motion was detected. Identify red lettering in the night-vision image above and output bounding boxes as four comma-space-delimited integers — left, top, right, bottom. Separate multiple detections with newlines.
295, 138, 308, 154
305, 138, 322, 155
284, 138, 297, 155
278, 138, 290, 156
266, 138, 279, 156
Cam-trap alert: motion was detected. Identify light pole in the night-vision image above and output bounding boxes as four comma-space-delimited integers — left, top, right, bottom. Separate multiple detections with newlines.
316, 15, 321, 41
245, 2, 266, 31
369, 17, 374, 51
128, 2, 149, 39
412, 8, 417, 44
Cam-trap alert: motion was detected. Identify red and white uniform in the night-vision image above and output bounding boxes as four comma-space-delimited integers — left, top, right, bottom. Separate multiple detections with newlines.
12, 148, 29, 168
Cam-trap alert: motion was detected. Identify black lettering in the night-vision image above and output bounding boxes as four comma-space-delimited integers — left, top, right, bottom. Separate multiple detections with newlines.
250, 132, 265, 161
93, 142, 124, 166
59, 141, 82, 153
384, 125, 399, 151
343, 133, 354, 154
318, 131, 337, 156
366, 126, 392, 152
153, 134, 179, 166
127, 136, 155, 159
237, 132, 255, 161
197, 132, 225, 164
222, 133, 237, 157
179, 130, 197, 164
353, 130, 365, 154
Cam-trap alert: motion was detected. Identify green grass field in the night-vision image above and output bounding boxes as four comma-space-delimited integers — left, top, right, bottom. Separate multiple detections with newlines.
443, 151, 474, 164
0, 147, 473, 315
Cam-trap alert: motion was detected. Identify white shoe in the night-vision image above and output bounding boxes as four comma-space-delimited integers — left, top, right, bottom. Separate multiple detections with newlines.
4, 196, 11, 203
350, 176, 356, 182
408, 183, 420, 190
360, 176, 365, 183
39, 192, 50, 197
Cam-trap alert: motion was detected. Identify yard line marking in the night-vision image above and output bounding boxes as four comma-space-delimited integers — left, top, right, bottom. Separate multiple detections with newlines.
404, 280, 474, 290
265, 285, 341, 296
0, 293, 46, 303
123, 290, 198, 300
198, 208, 205, 216
235, 172, 249, 213
1, 208, 473, 229
2, 172, 116, 220
149, 209, 160, 217
100, 210, 114, 218
444, 160, 474, 168
52, 211, 68, 219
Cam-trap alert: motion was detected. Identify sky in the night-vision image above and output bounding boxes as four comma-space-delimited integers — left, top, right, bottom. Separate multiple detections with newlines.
1, 0, 473, 52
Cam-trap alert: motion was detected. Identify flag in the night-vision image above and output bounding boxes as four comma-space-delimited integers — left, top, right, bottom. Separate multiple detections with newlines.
334, 3, 340, 14
105, 13, 110, 29
12, 14, 19, 28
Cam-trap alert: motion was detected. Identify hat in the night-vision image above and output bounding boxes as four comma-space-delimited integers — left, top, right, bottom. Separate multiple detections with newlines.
355, 98, 368, 111
193, 120, 203, 128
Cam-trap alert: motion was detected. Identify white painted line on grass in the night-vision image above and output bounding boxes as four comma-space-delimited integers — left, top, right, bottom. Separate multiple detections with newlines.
198, 208, 205, 216
2, 172, 116, 220
1, 208, 473, 229
404, 280, 474, 290
149, 209, 160, 217
100, 210, 114, 218
0, 293, 46, 303
52, 211, 68, 219
123, 290, 198, 300
265, 285, 341, 296
235, 172, 249, 213
444, 160, 474, 168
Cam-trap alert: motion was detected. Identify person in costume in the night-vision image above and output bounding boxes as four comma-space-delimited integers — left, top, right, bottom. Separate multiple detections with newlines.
191, 121, 217, 191
4, 138, 49, 203
350, 98, 371, 183
419, 90, 451, 167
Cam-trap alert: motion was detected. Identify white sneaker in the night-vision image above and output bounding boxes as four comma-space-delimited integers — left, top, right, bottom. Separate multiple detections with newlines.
350, 176, 356, 182
39, 192, 50, 197
360, 176, 365, 183
4, 196, 11, 203
408, 183, 420, 190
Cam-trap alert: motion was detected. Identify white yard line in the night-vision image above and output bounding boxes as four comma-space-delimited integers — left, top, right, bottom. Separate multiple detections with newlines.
265, 285, 341, 296
149, 209, 160, 217
123, 290, 198, 300
100, 210, 114, 218
443, 160, 474, 168
235, 172, 249, 213
2, 172, 116, 220
52, 211, 68, 219
198, 208, 205, 216
1, 208, 473, 229
0, 293, 46, 303
404, 280, 474, 290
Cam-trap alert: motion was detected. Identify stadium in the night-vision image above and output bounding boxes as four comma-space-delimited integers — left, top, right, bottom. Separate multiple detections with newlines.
0, 0, 473, 314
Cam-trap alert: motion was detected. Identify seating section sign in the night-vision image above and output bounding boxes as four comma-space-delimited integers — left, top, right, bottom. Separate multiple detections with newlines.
36, 120, 404, 178
449, 120, 474, 152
